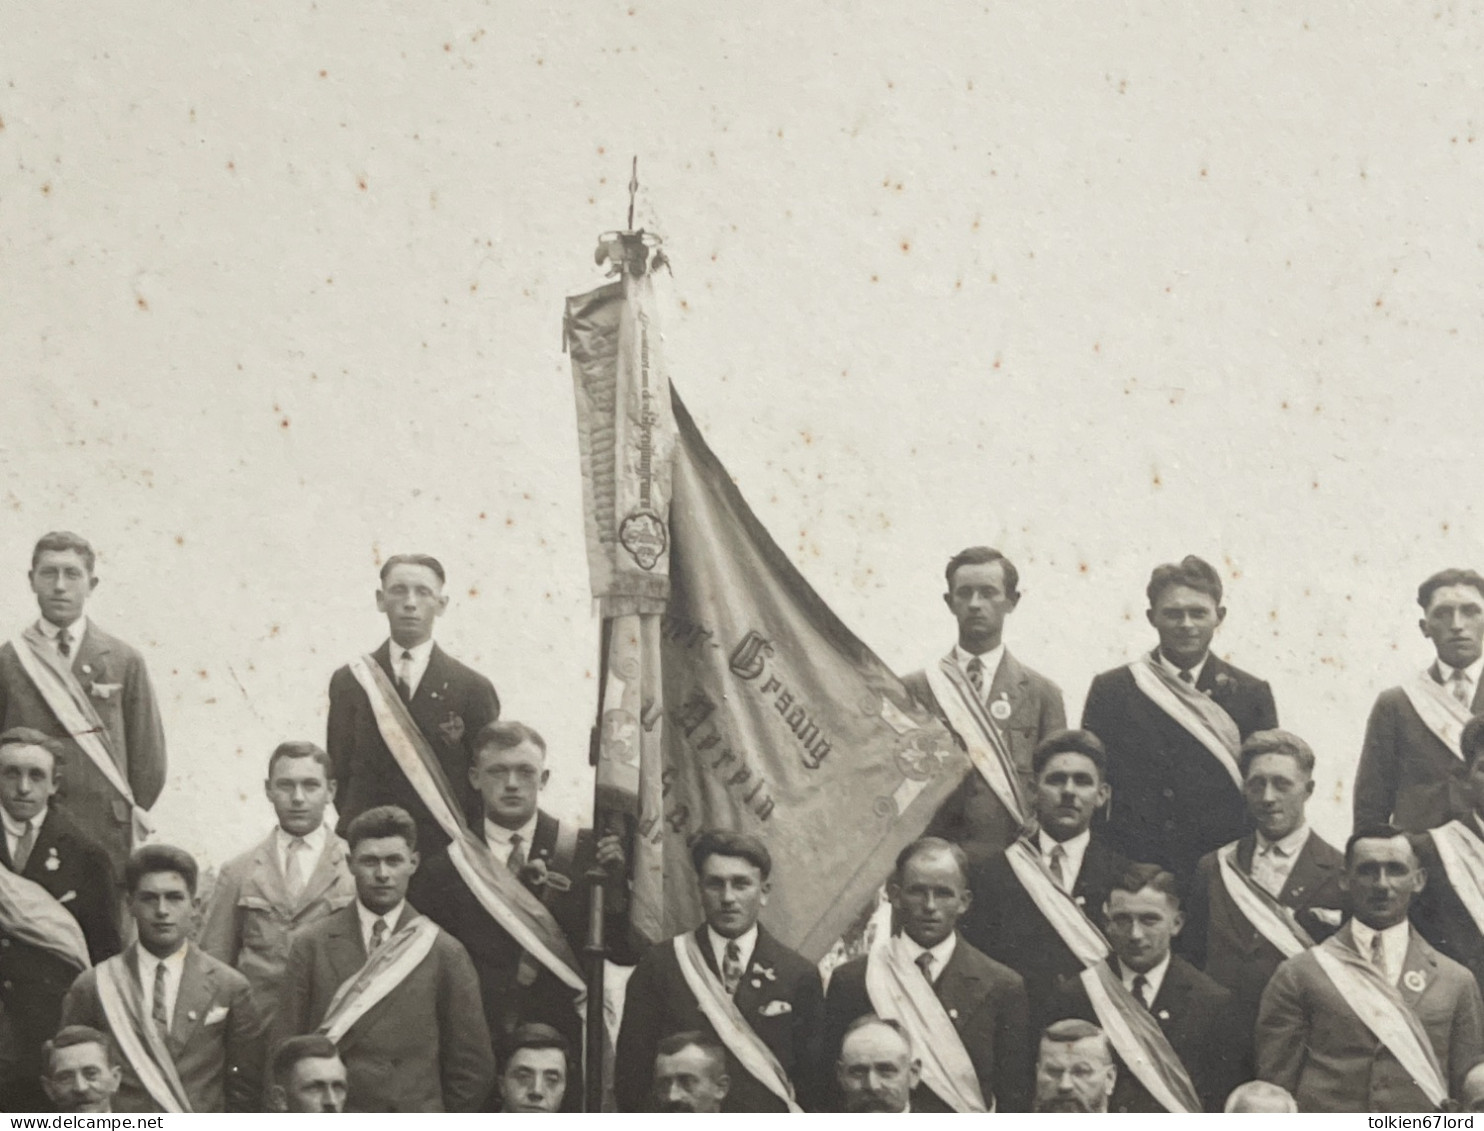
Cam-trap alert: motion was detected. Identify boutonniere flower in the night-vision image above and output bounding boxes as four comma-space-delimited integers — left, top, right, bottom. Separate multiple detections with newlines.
752, 963, 777, 982
89, 681, 123, 701
1157, 1008, 1171, 1021
44, 848, 61, 871
1211, 672, 1237, 699
438, 712, 465, 743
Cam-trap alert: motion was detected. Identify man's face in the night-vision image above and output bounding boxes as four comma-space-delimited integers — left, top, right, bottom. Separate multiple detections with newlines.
284, 1056, 348, 1113
1243, 752, 1313, 842
1104, 886, 1182, 974
41, 1042, 121, 1113
469, 741, 548, 830
1146, 583, 1224, 669
1034, 1037, 1116, 1113
697, 854, 767, 939
375, 563, 448, 648
1344, 835, 1425, 930
944, 560, 1018, 653
29, 549, 97, 629
0, 743, 58, 823
265, 756, 335, 838
890, 847, 971, 950
350, 835, 418, 914
837, 1024, 919, 1113
653, 1046, 729, 1113
1420, 583, 1484, 671
500, 1047, 567, 1113
129, 871, 193, 957
1034, 752, 1109, 841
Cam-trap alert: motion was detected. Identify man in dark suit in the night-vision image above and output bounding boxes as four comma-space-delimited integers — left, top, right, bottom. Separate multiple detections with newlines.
904, 547, 1066, 867
0, 729, 120, 1111
834, 1015, 919, 1113
1354, 569, 1484, 832
0, 532, 166, 887
614, 830, 825, 1112
1082, 554, 1278, 885
1185, 729, 1344, 1031
824, 837, 1032, 1111
1046, 864, 1240, 1113
61, 845, 264, 1113
327, 554, 500, 853
1410, 716, 1484, 990
963, 728, 1129, 1027
266, 1035, 348, 1113
274, 806, 494, 1112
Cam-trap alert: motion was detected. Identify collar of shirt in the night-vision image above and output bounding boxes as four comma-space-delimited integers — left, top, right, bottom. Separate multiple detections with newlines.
37, 615, 87, 647
1155, 647, 1208, 685
356, 900, 404, 952
386, 637, 435, 696
1255, 823, 1309, 860
1438, 655, 1484, 689
707, 923, 759, 976
1349, 918, 1410, 984
898, 929, 958, 980
952, 642, 1005, 696
1118, 952, 1171, 1002
275, 823, 328, 873
484, 814, 540, 866
1037, 827, 1091, 886
137, 944, 189, 1025
0, 808, 44, 842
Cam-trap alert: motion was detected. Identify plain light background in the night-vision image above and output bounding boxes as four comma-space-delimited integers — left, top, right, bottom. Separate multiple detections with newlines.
4, 3, 1482, 873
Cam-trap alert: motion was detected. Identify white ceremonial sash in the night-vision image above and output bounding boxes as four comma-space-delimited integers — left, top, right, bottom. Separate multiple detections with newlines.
1402, 670, 1472, 760
1429, 821, 1484, 938
1004, 839, 1109, 965
672, 933, 802, 1112
1079, 963, 1201, 1114
924, 658, 1027, 828
95, 955, 193, 1114
864, 935, 987, 1112
0, 864, 90, 970
11, 630, 153, 841
1128, 657, 1243, 790
1311, 940, 1448, 1109
348, 656, 585, 993
1214, 841, 1313, 959
318, 916, 440, 1044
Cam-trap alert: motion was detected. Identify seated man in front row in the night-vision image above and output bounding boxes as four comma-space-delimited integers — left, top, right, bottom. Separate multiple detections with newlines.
496, 1023, 571, 1114
39, 1026, 122, 1115
651, 1032, 730, 1113
824, 837, 1032, 1111
614, 830, 824, 1112
835, 1015, 919, 1114
267, 1035, 348, 1113
1032, 1020, 1117, 1114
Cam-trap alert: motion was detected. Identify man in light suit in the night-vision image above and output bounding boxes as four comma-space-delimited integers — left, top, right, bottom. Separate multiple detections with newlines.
274, 805, 494, 1112
1256, 826, 1484, 1112
1354, 569, 1484, 832
0, 532, 166, 886
327, 554, 500, 854
61, 845, 265, 1113
905, 547, 1067, 867
199, 741, 355, 1027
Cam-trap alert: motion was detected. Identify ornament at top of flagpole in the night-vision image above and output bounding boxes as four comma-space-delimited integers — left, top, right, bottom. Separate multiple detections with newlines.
595, 229, 666, 278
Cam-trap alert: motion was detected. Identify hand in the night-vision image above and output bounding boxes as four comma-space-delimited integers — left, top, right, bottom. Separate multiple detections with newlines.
518, 858, 550, 888
596, 833, 626, 876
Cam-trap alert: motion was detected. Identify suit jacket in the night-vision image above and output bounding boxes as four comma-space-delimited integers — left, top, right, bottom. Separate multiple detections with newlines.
614, 924, 825, 1113
0, 806, 121, 1111
905, 649, 1067, 868
197, 826, 355, 1027
327, 641, 499, 852
1411, 823, 1484, 993
1257, 922, 1484, 1112
274, 901, 494, 1112
61, 942, 264, 1113
1081, 653, 1278, 885
1046, 954, 1240, 1113
1353, 668, 1484, 832
821, 934, 1033, 1112
0, 624, 167, 879
962, 834, 1130, 1030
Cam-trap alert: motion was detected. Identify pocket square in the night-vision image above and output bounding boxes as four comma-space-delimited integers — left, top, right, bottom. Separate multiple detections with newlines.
204, 1005, 230, 1026
758, 1000, 792, 1017
58, 890, 76, 903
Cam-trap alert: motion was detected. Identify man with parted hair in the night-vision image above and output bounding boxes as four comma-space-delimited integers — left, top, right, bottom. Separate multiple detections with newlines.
614, 829, 825, 1112
1082, 554, 1279, 885
199, 741, 355, 1028
1033, 1019, 1117, 1113
1355, 569, 1484, 832
1412, 715, 1484, 991
267, 1035, 347, 1113
835, 1015, 920, 1113
39, 1026, 122, 1114
496, 1023, 570, 1113
652, 1031, 730, 1113
1223, 1079, 1297, 1112
0, 532, 167, 889
327, 553, 500, 854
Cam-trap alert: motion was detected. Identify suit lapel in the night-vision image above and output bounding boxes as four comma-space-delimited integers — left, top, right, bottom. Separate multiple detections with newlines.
1400, 929, 1438, 1007
372, 640, 394, 681
1234, 833, 1257, 875
987, 651, 1026, 724
327, 904, 369, 984
168, 945, 215, 1054
22, 810, 65, 881
695, 925, 722, 980
934, 937, 981, 1017
292, 835, 347, 915
733, 927, 778, 1018
1279, 831, 1335, 908
74, 623, 111, 680
1149, 958, 1188, 1026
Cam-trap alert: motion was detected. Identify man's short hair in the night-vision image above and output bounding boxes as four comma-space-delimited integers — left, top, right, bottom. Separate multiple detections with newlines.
500, 1023, 571, 1072
1109, 863, 1181, 909
655, 1031, 727, 1069
379, 553, 446, 586
1464, 717, 1484, 768
1146, 554, 1222, 607
266, 740, 333, 780
1345, 823, 1413, 868
689, 829, 771, 880
944, 546, 1020, 599
41, 1026, 117, 1074
1040, 1019, 1111, 1059
1238, 729, 1316, 779
345, 805, 417, 852
471, 720, 548, 765
32, 532, 96, 574
124, 844, 198, 896
270, 1034, 341, 1086
1223, 1080, 1297, 1113
839, 1013, 912, 1054
893, 836, 969, 887
1032, 728, 1108, 778
0, 727, 64, 774
1418, 568, 1484, 610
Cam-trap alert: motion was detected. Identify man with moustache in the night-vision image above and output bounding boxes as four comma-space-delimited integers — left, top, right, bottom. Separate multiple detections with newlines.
906, 547, 1067, 866
1032, 1020, 1118, 1114
38, 1027, 122, 1115
835, 1016, 920, 1114
266, 1036, 348, 1113
1355, 570, 1484, 832
495, 1024, 571, 1113
1257, 827, 1484, 1112
1412, 716, 1484, 990
651, 1033, 731, 1113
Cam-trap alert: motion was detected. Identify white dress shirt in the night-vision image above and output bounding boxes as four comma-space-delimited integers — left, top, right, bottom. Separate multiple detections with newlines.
356, 900, 404, 954
953, 642, 1005, 705
275, 823, 328, 886
386, 637, 435, 698
1438, 656, 1484, 707
898, 929, 958, 985
707, 923, 758, 976
1350, 919, 1410, 986
1, 808, 47, 867
1250, 824, 1311, 898
1037, 828, 1091, 892
1118, 952, 1171, 1005
37, 615, 87, 659
484, 814, 539, 868
1156, 647, 1208, 685
137, 945, 189, 1032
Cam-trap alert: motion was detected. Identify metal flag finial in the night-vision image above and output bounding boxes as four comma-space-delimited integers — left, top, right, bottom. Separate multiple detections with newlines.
627, 155, 639, 231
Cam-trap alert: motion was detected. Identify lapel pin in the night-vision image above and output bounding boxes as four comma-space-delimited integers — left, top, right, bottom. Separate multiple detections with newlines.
948, 1007, 959, 1020
1404, 970, 1427, 993
187, 1010, 198, 1022
1157, 1009, 1170, 1021
81, 664, 92, 675
750, 978, 762, 989
990, 696, 1012, 721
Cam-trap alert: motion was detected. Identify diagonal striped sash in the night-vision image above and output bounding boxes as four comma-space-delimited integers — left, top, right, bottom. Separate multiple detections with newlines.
1128, 657, 1243, 789
924, 658, 1027, 828
1402, 670, 1472, 761
318, 916, 440, 1043
95, 954, 193, 1113
1214, 841, 1314, 959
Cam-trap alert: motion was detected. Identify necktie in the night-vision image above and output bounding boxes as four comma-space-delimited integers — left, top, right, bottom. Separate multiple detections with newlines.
1370, 932, 1388, 982
12, 822, 36, 873
152, 961, 170, 1037
1178, 668, 1194, 685
56, 628, 72, 660
1453, 669, 1473, 709
722, 940, 743, 995
370, 917, 388, 953
285, 837, 309, 899
507, 833, 526, 875
965, 655, 985, 697
1049, 844, 1068, 892
1132, 973, 1151, 1009
915, 951, 936, 985
396, 649, 414, 702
